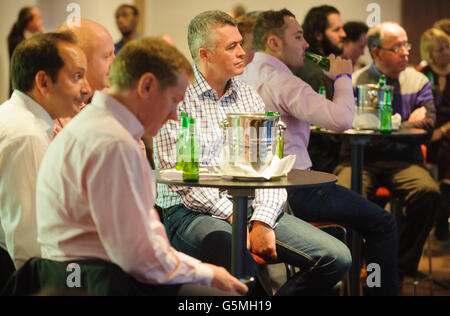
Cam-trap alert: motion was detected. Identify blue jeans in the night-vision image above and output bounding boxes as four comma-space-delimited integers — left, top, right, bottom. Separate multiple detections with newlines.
163, 204, 351, 296
288, 183, 398, 296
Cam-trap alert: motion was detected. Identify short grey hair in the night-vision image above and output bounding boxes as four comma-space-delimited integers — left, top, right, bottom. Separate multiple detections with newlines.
367, 25, 382, 58
367, 22, 405, 59
187, 10, 237, 64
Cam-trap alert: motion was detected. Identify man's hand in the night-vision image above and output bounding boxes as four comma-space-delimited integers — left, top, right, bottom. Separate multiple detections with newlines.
408, 106, 427, 122
442, 121, 450, 139
206, 264, 248, 295
434, 120, 450, 141
327, 54, 353, 79
226, 215, 251, 250
249, 221, 277, 261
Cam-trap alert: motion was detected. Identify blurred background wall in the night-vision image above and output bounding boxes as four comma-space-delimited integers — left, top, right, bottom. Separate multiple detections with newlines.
1, 0, 447, 104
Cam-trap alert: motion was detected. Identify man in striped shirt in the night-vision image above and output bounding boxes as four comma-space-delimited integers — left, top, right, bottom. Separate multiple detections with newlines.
155, 10, 351, 296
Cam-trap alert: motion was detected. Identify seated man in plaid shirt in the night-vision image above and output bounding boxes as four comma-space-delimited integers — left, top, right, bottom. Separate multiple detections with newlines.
154, 10, 351, 296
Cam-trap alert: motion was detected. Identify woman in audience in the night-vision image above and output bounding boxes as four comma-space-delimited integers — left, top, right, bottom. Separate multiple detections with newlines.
418, 27, 450, 244
7, 6, 44, 96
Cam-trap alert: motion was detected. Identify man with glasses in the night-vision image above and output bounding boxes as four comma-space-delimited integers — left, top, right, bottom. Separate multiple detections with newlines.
334, 22, 440, 285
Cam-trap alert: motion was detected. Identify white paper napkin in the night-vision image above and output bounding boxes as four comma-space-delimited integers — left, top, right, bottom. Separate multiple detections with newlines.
218, 155, 296, 180
352, 112, 402, 130
392, 114, 402, 130
159, 168, 222, 181
352, 112, 380, 130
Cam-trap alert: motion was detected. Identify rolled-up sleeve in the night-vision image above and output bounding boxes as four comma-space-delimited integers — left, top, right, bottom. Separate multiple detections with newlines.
260, 70, 354, 132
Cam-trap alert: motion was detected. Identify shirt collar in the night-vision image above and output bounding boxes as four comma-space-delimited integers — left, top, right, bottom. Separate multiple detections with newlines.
90, 91, 144, 141
11, 90, 55, 140
369, 63, 399, 84
253, 52, 292, 74
192, 66, 238, 101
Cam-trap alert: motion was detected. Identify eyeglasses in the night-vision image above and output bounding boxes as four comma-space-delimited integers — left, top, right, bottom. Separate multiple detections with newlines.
378, 43, 412, 54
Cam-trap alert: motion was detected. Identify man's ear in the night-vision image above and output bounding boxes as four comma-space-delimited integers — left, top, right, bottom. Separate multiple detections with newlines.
371, 46, 381, 60
267, 35, 281, 52
34, 71, 51, 96
137, 72, 157, 99
198, 47, 211, 63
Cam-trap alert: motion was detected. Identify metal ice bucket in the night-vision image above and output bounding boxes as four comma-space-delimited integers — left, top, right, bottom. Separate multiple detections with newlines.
220, 113, 283, 173
355, 84, 395, 129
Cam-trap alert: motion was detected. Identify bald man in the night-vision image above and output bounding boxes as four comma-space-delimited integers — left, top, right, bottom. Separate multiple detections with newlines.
54, 19, 115, 135
58, 19, 115, 94
335, 22, 440, 280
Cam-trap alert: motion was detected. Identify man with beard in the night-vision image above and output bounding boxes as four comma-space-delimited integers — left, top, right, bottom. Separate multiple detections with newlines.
294, 5, 347, 174
294, 5, 346, 98
114, 4, 140, 55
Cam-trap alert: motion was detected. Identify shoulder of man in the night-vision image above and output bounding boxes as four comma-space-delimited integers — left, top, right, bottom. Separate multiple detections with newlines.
293, 59, 331, 91
293, 58, 323, 79
399, 66, 431, 93
352, 64, 374, 87
0, 105, 48, 143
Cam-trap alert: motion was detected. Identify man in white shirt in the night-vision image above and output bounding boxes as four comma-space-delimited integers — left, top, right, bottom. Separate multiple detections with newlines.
35, 38, 247, 296
0, 32, 90, 269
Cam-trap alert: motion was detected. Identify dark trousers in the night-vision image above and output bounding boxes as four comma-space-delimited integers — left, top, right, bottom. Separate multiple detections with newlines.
334, 161, 440, 277
287, 183, 398, 296
0, 247, 15, 291
1, 258, 232, 296
435, 182, 450, 241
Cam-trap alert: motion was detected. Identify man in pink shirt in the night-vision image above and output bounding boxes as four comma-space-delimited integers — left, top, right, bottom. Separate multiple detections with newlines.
31, 38, 247, 296
239, 9, 398, 295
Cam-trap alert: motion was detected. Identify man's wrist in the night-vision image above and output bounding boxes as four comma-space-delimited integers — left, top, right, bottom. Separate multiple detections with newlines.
335, 73, 352, 81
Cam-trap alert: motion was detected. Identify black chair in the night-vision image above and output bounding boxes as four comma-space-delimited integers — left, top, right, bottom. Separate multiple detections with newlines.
0, 247, 15, 292
1, 257, 184, 296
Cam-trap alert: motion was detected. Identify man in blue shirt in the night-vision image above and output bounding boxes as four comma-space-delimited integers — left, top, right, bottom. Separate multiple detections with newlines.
114, 4, 140, 55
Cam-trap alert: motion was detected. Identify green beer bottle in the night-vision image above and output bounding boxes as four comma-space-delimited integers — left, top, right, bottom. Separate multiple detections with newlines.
380, 90, 393, 133
183, 118, 199, 182
305, 52, 330, 72
277, 122, 287, 159
176, 112, 189, 171
378, 75, 387, 88
318, 86, 327, 98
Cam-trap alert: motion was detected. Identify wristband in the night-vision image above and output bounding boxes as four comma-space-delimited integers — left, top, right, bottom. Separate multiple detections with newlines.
335, 73, 352, 81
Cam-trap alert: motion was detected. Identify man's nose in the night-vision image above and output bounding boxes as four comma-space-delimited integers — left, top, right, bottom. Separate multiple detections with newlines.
81, 80, 92, 99
304, 38, 310, 50
237, 43, 246, 57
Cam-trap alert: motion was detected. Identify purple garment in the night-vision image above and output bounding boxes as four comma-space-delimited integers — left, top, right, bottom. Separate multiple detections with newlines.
350, 64, 436, 164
